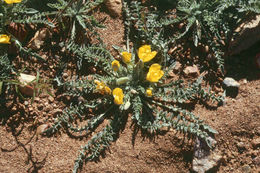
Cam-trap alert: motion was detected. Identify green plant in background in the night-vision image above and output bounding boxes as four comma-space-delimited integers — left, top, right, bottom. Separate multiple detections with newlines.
45, 43, 224, 172
0, 0, 55, 99
47, 0, 105, 45
0, 0, 54, 53
123, 0, 260, 73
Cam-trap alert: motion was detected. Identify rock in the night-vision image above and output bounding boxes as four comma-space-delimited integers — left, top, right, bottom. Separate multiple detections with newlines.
251, 137, 260, 149
223, 77, 240, 87
237, 142, 246, 150
43, 105, 51, 113
253, 156, 260, 166
37, 104, 44, 110
241, 165, 251, 173
183, 65, 200, 77
241, 78, 248, 84
24, 101, 29, 106
229, 15, 260, 55
223, 77, 240, 98
105, 0, 122, 18
173, 61, 182, 72
36, 124, 49, 139
192, 138, 222, 173
28, 107, 34, 112
41, 54, 47, 60
48, 96, 54, 103
18, 73, 36, 97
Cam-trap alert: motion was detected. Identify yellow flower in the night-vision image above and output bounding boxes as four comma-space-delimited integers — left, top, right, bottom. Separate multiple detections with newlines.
112, 60, 120, 72
138, 45, 157, 62
146, 88, 153, 97
121, 52, 131, 63
146, 64, 164, 82
4, 0, 22, 4
0, 35, 11, 44
113, 88, 124, 105
94, 80, 111, 95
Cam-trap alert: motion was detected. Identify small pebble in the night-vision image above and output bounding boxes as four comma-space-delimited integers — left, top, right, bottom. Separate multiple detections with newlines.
24, 101, 29, 106
48, 96, 54, 103
253, 156, 260, 166
241, 165, 251, 173
36, 124, 49, 138
251, 137, 260, 149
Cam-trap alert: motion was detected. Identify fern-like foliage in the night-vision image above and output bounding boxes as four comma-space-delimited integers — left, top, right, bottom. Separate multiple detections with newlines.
0, 54, 13, 81
123, 0, 260, 73
66, 43, 114, 75
47, 0, 105, 43
46, 41, 225, 172
0, 1, 54, 28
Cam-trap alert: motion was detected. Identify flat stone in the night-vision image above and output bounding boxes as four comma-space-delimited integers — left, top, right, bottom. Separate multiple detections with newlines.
184, 65, 200, 77
241, 165, 251, 173
193, 138, 222, 173
223, 77, 240, 98
223, 77, 240, 88
18, 73, 36, 85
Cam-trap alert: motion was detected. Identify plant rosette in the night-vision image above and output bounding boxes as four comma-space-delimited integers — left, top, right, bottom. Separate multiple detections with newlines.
47, 44, 225, 172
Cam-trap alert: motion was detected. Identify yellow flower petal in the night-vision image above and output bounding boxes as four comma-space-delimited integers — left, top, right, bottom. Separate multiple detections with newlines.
138, 45, 157, 62
113, 88, 124, 105
112, 60, 120, 72
121, 52, 131, 64
146, 88, 153, 97
146, 64, 164, 82
94, 80, 111, 95
4, 0, 22, 4
0, 35, 11, 44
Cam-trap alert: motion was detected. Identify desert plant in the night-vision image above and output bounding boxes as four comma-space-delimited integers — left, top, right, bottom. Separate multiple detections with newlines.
45, 44, 224, 172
